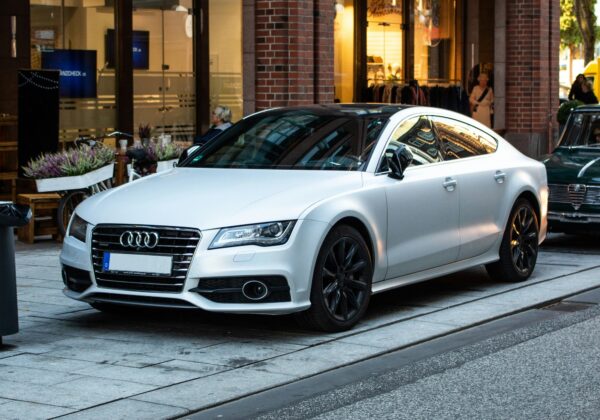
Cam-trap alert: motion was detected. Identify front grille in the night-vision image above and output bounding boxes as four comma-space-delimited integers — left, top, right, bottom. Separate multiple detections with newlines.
548, 184, 600, 208
91, 225, 201, 293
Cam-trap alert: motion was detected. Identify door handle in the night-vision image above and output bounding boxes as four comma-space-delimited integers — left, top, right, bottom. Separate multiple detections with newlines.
443, 177, 457, 192
494, 171, 507, 184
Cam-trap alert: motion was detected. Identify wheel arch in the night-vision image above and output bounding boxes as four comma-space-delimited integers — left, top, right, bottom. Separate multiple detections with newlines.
332, 216, 376, 265
516, 190, 541, 224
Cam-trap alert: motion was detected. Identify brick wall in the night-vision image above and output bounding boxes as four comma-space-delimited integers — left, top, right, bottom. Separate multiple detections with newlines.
505, 0, 559, 155
255, 0, 334, 110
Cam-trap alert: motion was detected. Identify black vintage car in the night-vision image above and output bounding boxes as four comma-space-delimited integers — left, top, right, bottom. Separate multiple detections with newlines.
543, 105, 600, 232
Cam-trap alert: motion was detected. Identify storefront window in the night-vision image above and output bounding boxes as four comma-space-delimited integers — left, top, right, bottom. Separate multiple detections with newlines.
334, 0, 355, 103
133, 0, 195, 142
209, 0, 243, 122
30, 1, 116, 145
413, 0, 460, 82
366, 0, 403, 83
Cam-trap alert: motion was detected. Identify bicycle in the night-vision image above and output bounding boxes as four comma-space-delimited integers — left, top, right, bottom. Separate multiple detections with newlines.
56, 131, 132, 236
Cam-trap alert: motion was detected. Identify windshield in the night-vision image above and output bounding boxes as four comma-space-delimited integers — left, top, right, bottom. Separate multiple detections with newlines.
560, 112, 600, 147
183, 109, 388, 170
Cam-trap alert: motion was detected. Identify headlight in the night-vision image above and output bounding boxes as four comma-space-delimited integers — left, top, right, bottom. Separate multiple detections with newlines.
68, 214, 88, 243
209, 221, 296, 249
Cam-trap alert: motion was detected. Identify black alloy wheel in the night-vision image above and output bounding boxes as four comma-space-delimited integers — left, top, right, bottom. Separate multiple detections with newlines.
486, 198, 539, 282
296, 225, 373, 332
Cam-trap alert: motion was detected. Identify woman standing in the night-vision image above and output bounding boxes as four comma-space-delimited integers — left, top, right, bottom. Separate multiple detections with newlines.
470, 73, 494, 128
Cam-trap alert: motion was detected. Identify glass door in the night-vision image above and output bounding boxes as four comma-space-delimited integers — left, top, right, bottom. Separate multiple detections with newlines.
366, 0, 404, 102
132, 0, 195, 143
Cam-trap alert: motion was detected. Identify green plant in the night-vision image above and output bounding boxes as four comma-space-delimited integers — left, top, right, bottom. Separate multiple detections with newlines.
146, 142, 183, 161
557, 100, 584, 124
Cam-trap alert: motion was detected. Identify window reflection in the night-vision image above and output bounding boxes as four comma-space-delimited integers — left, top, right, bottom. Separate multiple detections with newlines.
380, 116, 442, 171
431, 117, 497, 159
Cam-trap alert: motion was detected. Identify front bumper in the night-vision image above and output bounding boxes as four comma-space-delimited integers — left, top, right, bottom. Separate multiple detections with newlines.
60, 219, 329, 314
548, 210, 600, 232
548, 210, 600, 224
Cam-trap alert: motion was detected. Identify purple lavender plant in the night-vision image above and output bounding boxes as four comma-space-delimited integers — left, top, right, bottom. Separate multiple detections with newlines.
23, 144, 115, 179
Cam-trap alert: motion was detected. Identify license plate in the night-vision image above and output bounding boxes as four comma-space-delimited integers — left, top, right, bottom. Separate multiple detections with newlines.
102, 252, 172, 275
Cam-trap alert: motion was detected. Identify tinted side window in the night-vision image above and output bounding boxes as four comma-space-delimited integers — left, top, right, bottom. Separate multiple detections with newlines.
559, 112, 600, 147
378, 116, 442, 172
431, 116, 498, 160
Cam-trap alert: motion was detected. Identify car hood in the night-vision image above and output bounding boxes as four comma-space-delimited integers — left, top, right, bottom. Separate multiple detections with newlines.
543, 148, 600, 184
76, 168, 364, 230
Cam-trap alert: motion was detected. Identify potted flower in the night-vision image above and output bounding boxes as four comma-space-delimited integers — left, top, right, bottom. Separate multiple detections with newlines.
23, 145, 115, 192
138, 123, 152, 147
149, 142, 183, 172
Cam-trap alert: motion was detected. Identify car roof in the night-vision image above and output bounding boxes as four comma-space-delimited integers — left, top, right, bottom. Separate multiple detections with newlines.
571, 104, 600, 113
253, 104, 412, 119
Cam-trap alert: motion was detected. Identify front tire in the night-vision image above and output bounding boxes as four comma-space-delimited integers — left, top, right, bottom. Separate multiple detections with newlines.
296, 225, 373, 332
486, 198, 539, 282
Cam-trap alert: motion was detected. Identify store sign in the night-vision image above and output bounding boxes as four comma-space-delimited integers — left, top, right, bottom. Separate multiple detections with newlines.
41, 49, 97, 98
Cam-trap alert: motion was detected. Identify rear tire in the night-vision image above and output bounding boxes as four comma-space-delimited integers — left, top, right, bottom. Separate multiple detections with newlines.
296, 225, 373, 332
486, 198, 539, 282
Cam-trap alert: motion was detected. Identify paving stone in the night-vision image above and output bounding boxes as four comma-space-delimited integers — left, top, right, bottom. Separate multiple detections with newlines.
0, 354, 101, 373
0, 376, 154, 409
57, 399, 188, 420
16, 255, 62, 267
74, 359, 228, 386
167, 340, 305, 367
133, 367, 294, 410
0, 364, 81, 386
41, 336, 176, 368
340, 319, 456, 350
12, 277, 56, 288
17, 287, 81, 306
417, 301, 524, 327
246, 341, 383, 378
537, 251, 600, 268
15, 265, 61, 281
18, 301, 82, 316
0, 400, 74, 419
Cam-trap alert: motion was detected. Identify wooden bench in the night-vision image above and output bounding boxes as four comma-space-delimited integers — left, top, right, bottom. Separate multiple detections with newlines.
16, 193, 62, 243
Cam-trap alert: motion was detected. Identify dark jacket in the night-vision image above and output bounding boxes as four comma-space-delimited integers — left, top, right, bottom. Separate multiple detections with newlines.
193, 122, 233, 145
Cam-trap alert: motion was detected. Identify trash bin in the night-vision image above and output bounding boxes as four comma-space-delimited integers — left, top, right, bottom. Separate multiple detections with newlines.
0, 202, 31, 346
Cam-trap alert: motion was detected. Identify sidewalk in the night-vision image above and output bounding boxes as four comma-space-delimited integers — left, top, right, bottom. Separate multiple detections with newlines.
1, 239, 599, 419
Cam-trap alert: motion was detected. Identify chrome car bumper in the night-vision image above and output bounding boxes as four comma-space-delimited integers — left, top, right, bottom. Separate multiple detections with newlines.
548, 211, 600, 224
60, 219, 329, 315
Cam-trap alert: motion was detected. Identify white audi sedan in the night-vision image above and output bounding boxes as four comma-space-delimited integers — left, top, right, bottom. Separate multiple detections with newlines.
61, 105, 548, 331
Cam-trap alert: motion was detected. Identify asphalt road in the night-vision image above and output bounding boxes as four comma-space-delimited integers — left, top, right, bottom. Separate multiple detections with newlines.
187, 232, 600, 420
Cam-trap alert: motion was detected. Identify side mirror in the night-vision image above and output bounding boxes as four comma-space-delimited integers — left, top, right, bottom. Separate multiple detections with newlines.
387, 144, 413, 180
177, 145, 200, 167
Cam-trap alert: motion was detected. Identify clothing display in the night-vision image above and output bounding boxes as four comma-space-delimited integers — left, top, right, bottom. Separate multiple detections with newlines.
366, 81, 470, 116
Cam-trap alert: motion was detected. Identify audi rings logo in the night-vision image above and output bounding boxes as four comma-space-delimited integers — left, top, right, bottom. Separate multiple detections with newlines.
119, 231, 160, 249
